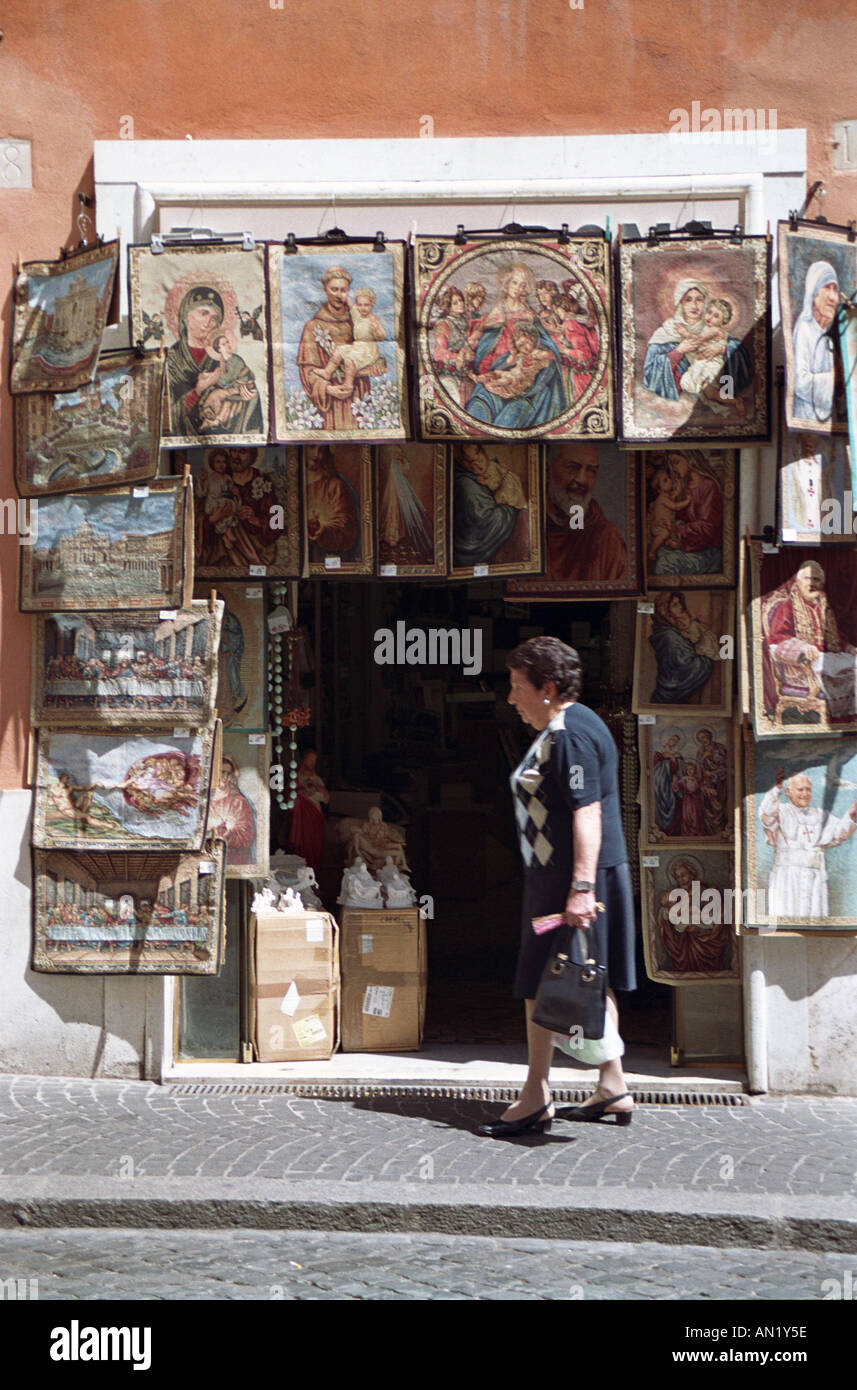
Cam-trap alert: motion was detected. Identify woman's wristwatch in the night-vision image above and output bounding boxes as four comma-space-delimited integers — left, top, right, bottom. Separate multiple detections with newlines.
571, 880, 595, 892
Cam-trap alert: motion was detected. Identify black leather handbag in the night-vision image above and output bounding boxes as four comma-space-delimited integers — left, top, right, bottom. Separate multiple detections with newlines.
532, 926, 607, 1039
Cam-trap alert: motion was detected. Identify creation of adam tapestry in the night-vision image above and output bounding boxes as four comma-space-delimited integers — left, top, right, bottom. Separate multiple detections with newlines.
641, 848, 738, 985
32, 840, 227, 974
14, 349, 165, 497
19, 479, 193, 613
747, 540, 857, 738
268, 242, 408, 442
375, 443, 447, 578
414, 236, 614, 441
618, 236, 770, 445
33, 724, 222, 853
30, 601, 224, 729
128, 243, 269, 448
173, 445, 301, 580
10, 240, 119, 395
778, 221, 856, 435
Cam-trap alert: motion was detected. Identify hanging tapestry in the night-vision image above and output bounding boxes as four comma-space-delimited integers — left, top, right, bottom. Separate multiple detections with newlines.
747, 540, 857, 737
618, 235, 770, 444
639, 716, 734, 848
196, 581, 267, 732
839, 300, 857, 497
32, 840, 226, 974
632, 589, 734, 717
10, 240, 119, 395
376, 443, 448, 578
449, 441, 542, 579
779, 430, 854, 543
172, 444, 301, 579
743, 732, 857, 931
268, 241, 409, 441
19, 479, 192, 613
14, 348, 164, 496
128, 242, 270, 447
414, 235, 614, 441
641, 849, 738, 985
641, 448, 736, 588
778, 221, 856, 435
31, 601, 224, 729
33, 723, 222, 853
303, 444, 373, 577
209, 732, 270, 879
505, 442, 639, 599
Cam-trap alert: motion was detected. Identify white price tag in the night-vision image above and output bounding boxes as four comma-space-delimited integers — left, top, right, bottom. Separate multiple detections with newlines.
761, 543, 780, 555
159, 609, 178, 621
132, 486, 150, 498
267, 606, 292, 635
172, 728, 191, 739
639, 714, 656, 725
642, 855, 660, 868
380, 564, 397, 577
305, 919, 324, 943
249, 565, 267, 577
360, 933, 374, 954
248, 734, 266, 745
280, 981, 300, 1017
198, 862, 214, 875
637, 602, 654, 614
362, 984, 394, 1017
324, 556, 341, 570
245, 587, 263, 598
473, 565, 489, 578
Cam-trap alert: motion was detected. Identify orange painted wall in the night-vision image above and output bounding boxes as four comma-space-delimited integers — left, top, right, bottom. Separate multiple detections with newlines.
2, 0, 856, 786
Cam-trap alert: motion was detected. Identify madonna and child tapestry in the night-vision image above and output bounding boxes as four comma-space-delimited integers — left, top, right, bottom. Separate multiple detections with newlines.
32, 840, 227, 974
173, 445, 301, 580
10, 240, 119, 395
19, 479, 193, 613
414, 235, 614, 441
747, 541, 857, 738
33, 724, 222, 854
129, 242, 270, 447
375, 443, 448, 578
449, 442, 542, 580
14, 348, 165, 496
30, 601, 224, 729
268, 242, 409, 442
618, 235, 770, 444
505, 442, 639, 600
778, 221, 856, 435
743, 733, 857, 931
642, 448, 736, 588
641, 849, 739, 985
632, 589, 734, 717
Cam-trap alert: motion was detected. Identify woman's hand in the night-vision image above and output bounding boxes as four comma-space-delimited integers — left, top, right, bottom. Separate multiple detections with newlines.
564, 889, 598, 929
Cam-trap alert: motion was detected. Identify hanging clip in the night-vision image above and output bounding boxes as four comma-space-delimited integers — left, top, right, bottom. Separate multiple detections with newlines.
789, 209, 799, 230
848, 221, 857, 243
683, 219, 713, 237
284, 232, 298, 254
322, 226, 348, 243
557, 223, 571, 245
372, 230, 386, 253
150, 233, 165, 255
241, 231, 256, 251
454, 224, 467, 245
134, 338, 147, 359
730, 224, 744, 245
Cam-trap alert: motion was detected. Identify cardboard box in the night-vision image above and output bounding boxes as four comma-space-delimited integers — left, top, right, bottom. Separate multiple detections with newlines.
340, 908, 427, 1052
251, 909, 340, 1062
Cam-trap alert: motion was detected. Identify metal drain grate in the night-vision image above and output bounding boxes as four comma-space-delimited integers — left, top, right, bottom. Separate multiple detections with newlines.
166, 1081, 749, 1105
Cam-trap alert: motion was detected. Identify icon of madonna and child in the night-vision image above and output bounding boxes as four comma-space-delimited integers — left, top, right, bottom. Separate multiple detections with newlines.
424, 253, 611, 438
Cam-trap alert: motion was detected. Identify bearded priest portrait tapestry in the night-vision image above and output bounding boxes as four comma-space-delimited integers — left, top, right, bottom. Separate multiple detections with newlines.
414, 236, 614, 441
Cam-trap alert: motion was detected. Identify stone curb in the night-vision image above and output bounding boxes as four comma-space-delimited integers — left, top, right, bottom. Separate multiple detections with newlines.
1, 1179, 856, 1251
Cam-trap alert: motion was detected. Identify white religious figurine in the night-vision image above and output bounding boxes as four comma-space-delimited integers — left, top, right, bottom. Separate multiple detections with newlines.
338, 857, 385, 909
276, 886, 306, 914
345, 805, 409, 875
251, 886, 278, 915
759, 766, 857, 918
381, 861, 417, 908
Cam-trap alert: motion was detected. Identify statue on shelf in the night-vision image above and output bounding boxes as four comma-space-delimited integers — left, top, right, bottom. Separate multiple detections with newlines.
380, 858, 417, 908
287, 748, 329, 874
338, 857, 385, 909
344, 805, 409, 875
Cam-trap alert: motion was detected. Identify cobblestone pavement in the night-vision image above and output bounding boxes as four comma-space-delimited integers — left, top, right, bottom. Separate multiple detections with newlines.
0, 1078, 855, 1197
0, 1228, 851, 1300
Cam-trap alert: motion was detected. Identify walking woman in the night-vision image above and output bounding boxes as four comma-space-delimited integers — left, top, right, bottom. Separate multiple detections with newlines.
479, 636, 637, 1138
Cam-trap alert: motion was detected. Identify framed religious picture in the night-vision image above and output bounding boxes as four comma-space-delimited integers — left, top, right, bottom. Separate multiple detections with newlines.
10, 240, 119, 395
641, 849, 739, 985
32, 840, 226, 974
30, 600, 224, 729
505, 441, 640, 600
209, 733, 270, 879
375, 442, 447, 578
779, 429, 854, 544
268, 241, 409, 441
639, 717, 734, 848
19, 478, 193, 613
747, 541, 857, 737
32, 723, 222, 854
743, 733, 857, 932
449, 441, 542, 580
303, 444, 373, 577
14, 348, 165, 497
778, 220, 856, 435
128, 241, 270, 448
618, 234, 770, 445
414, 234, 614, 440
195, 581, 267, 732
642, 448, 736, 588
171, 445, 301, 579
839, 301, 857, 497
632, 590, 734, 717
